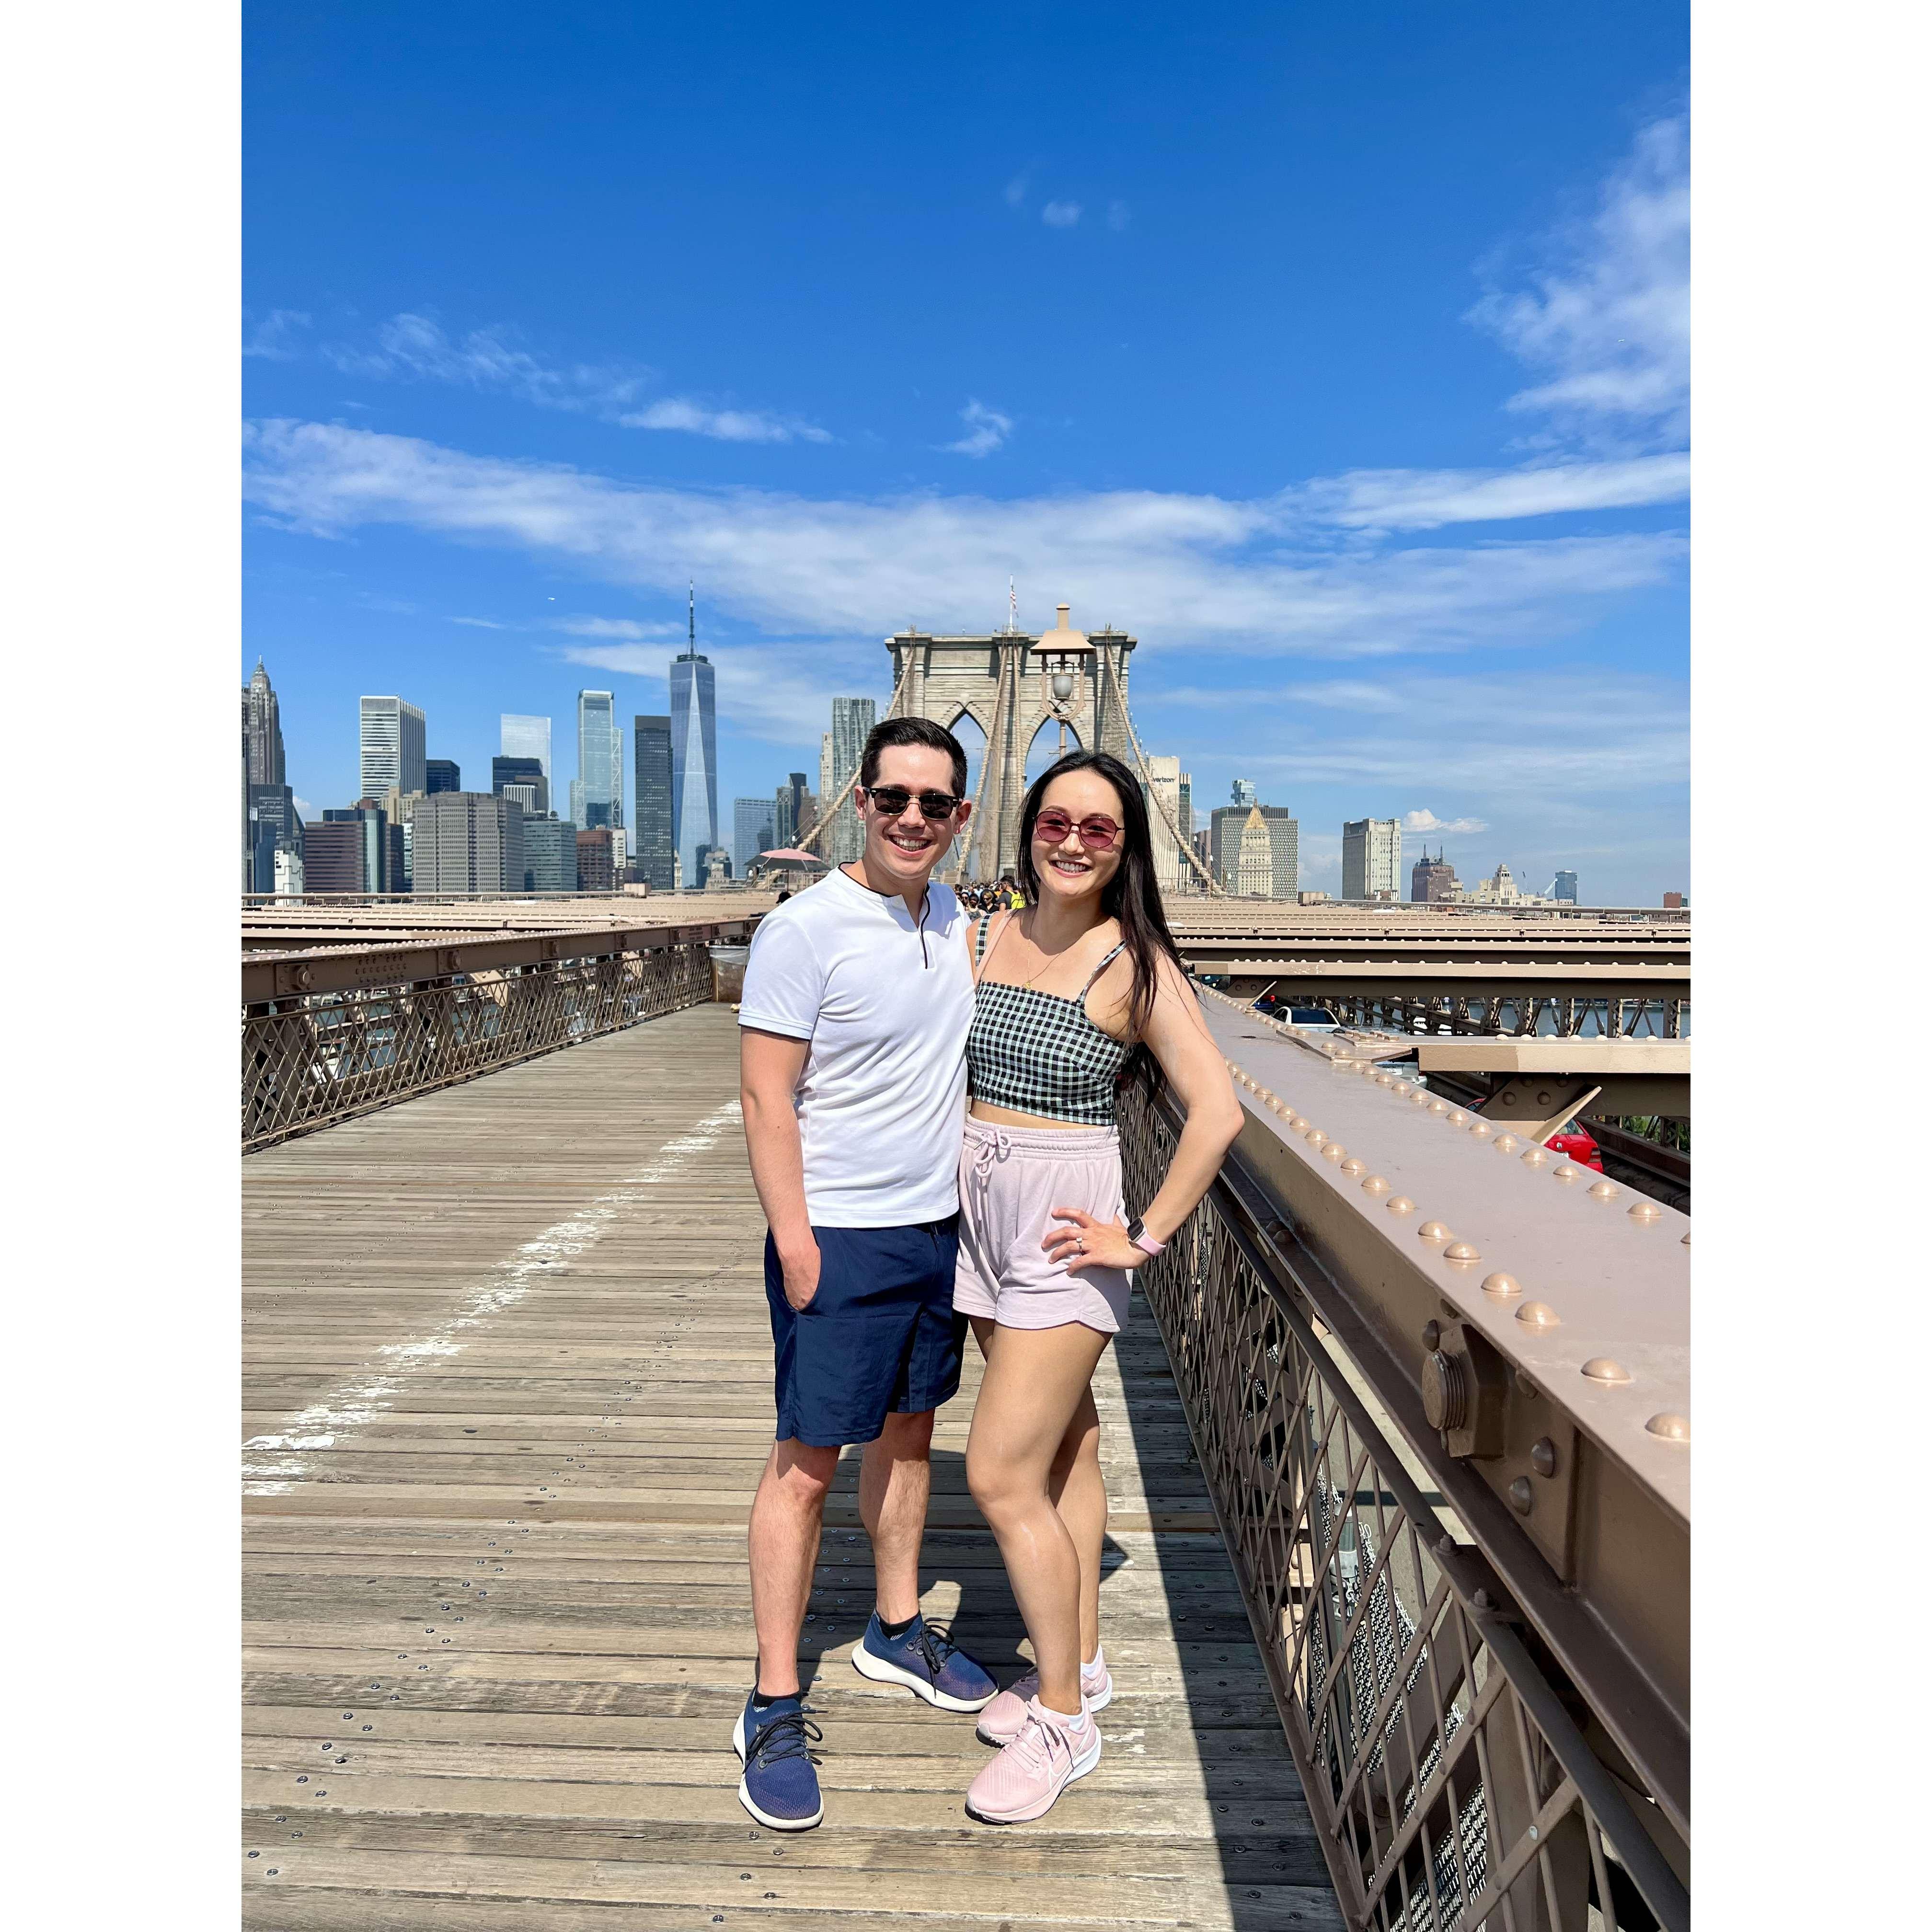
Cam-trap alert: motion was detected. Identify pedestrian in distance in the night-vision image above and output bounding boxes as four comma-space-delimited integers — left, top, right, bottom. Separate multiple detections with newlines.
733, 715, 996, 1831
954, 750, 1243, 1825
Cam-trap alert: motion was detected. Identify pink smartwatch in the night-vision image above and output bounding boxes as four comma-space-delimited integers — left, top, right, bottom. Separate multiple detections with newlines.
1126, 1216, 1165, 1258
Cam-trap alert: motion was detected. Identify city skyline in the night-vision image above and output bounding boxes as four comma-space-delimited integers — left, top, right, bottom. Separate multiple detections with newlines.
243, 9, 1688, 902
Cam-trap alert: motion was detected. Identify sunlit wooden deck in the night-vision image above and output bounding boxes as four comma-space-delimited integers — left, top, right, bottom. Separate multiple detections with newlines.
243, 1002, 1342, 1931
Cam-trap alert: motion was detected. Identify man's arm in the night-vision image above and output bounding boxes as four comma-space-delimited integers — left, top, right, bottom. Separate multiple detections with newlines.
740, 1026, 820, 1311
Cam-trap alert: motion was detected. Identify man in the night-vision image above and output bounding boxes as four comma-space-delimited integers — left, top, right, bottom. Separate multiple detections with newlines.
732, 715, 995, 1831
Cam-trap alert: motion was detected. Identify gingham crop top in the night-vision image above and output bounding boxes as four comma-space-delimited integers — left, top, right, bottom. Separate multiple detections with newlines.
966, 913, 1133, 1126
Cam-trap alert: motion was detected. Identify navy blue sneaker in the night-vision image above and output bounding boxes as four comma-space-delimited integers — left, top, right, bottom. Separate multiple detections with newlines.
732, 1690, 824, 1831
851, 1611, 997, 1713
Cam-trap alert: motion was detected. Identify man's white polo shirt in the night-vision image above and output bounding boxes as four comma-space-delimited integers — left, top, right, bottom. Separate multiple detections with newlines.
737, 865, 973, 1228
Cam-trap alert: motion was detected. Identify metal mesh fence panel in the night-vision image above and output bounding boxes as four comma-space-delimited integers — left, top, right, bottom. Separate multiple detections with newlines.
243, 941, 718, 1152
1119, 1077, 1688, 1932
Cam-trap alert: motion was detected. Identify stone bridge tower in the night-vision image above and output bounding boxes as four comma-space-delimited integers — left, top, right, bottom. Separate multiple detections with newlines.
884, 605, 1136, 882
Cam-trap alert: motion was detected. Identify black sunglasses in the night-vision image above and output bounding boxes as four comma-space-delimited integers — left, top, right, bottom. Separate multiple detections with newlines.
860, 784, 965, 821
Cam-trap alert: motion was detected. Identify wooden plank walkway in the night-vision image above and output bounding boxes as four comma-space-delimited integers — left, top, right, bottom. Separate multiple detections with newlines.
242, 1002, 1343, 1932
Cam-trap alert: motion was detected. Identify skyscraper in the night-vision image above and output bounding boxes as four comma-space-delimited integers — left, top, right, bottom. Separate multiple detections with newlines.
1235, 806, 1274, 897
1231, 778, 1258, 809
411, 793, 525, 894
670, 589, 718, 884
244, 659, 286, 786
360, 696, 426, 799
576, 691, 618, 830
426, 759, 461, 794
1342, 818, 1402, 900
1552, 870, 1579, 903
1412, 848, 1458, 903
501, 714, 552, 781
492, 756, 549, 816
734, 796, 776, 874
632, 714, 675, 890
774, 772, 810, 848
1142, 755, 1187, 893
828, 697, 875, 864
1210, 803, 1296, 897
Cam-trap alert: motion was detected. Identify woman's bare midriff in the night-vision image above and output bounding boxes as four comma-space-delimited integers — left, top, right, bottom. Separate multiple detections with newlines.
968, 1100, 1091, 1130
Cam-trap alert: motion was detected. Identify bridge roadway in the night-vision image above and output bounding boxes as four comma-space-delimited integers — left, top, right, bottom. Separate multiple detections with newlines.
242, 1001, 1344, 1931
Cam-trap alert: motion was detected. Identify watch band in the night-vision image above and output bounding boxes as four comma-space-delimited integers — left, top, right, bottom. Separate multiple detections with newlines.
1126, 1216, 1166, 1257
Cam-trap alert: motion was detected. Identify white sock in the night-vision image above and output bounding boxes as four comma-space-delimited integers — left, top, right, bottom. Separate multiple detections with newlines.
1039, 1699, 1086, 1727
1083, 1645, 1105, 1676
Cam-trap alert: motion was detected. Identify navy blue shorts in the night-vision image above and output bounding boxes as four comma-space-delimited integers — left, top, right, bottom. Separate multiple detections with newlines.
764, 1217, 966, 1448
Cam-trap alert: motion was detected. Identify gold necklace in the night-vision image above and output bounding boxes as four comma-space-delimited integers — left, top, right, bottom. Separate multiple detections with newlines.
1011, 912, 1109, 991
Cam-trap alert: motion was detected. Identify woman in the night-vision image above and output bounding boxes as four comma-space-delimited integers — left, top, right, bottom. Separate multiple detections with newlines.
954, 751, 1243, 1824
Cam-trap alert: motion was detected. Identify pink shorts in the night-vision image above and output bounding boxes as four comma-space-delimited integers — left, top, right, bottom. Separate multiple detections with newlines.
953, 1116, 1133, 1335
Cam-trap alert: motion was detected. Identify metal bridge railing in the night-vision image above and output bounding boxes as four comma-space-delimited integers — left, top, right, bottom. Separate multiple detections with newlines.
242, 919, 758, 1152
1120, 1071, 1689, 1932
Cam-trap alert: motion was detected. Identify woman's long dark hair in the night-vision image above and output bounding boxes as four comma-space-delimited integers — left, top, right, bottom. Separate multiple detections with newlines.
1015, 749, 1189, 1044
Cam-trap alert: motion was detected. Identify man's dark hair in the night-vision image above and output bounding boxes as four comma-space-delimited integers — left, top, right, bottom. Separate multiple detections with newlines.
859, 715, 968, 797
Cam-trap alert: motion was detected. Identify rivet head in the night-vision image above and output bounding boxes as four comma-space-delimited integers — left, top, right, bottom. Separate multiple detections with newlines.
1481, 1272, 1521, 1299
1361, 1174, 1390, 1195
1646, 1412, 1690, 1442
1443, 1241, 1482, 1263
1587, 1179, 1621, 1201
1321, 1142, 1347, 1162
1339, 1156, 1366, 1176
1508, 1477, 1534, 1516
1628, 1199, 1661, 1222
1552, 1163, 1583, 1183
1428, 1099, 1449, 1115
1285, 1113, 1304, 1130
1305, 1129, 1328, 1148
1582, 1357, 1633, 1385
1421, 1319, 1441, 1352
1267, 1096, 1288, 1115
1445, 1110, 1468, 1128
1493, 1133, 1519, 1153
1530, 1437, 1557, 1478
1469, 1120, 1493, 1139
1417, 1220, 1452, 1242
1408, 1090, 1429, 1106
1375, 1073, 1397, 1089
1517, 1301, 1560, 1329
1386, 1196, 1416, 1216
1520, 1146, 1550, 1167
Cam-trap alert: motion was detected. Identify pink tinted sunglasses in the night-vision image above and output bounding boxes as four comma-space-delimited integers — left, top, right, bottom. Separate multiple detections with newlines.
1032, 808, 1120, 852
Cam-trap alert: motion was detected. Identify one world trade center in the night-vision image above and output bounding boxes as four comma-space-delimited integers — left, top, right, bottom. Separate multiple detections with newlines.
669, 585, 717, 885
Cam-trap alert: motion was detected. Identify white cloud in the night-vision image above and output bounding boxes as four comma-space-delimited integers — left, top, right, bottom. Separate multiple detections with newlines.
1004, 173, 1029, 207
943, 399, 1013, 459
448, 615, 508, 629
243, 419, 1685, 658
1402, 808, 1488, 837
552, 615, 685, 640
321, 312, 831, 444
1298, 454, 1688, 531
293, 795, 316, 818
1106, 200, 1130, 232
1468, 113, 1688, 445
1041, 200, 1082, 229
243, 309, 311, 360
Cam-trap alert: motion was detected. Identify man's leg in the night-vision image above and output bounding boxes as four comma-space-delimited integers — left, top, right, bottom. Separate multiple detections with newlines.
748, 1436, 840, 1697
860, 1407, 936, 1623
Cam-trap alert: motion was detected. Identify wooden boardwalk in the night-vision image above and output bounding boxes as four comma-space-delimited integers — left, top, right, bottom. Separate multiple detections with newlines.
243, 1002, 1342, 1931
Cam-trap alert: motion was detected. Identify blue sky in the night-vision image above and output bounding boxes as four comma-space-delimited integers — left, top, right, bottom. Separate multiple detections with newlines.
243, 1, 1688, 902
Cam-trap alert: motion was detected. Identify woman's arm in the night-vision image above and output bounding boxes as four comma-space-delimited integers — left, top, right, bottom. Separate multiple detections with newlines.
1048, 955, 1244, 1273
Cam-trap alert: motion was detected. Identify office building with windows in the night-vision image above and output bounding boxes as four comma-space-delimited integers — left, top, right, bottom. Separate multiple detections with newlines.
670, 651, 718, 885
773, 772, 810, 849
1210, 803, 1297, 898
733, 796, 776, 874
301, 820, 365, 893
426, 759, 460, 794
244, 659, 286, 787
411, 792, 524, 894
359, 696, 426, 800
521, 815, 575, 892
492, 755, 549, 816
1412, 848, 1458, 903
575, 691, 618, 831
575, 827, 616, 894
827, 697, 875, 864
322, 803, 402, 893
501, 714, 552, 782
632, 714, 675, 891
1342, 817, 1402, 901
1552, 870, 1579, 903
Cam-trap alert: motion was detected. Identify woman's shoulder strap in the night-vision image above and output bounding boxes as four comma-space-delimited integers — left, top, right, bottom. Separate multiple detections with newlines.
1079, 936, 1130, 995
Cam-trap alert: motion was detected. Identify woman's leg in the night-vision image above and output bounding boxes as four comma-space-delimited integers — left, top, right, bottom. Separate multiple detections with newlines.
972, 1320, 1109, 1666
966, 1319, 1111, 1716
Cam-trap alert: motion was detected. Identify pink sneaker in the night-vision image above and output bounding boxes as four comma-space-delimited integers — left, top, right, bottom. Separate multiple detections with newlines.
965, 1697, 1101, 1823
976, 1653, 1113, 1745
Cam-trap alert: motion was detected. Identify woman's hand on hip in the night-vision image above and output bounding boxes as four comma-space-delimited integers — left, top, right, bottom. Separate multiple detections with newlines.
1043, 1207, 1141, 1274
